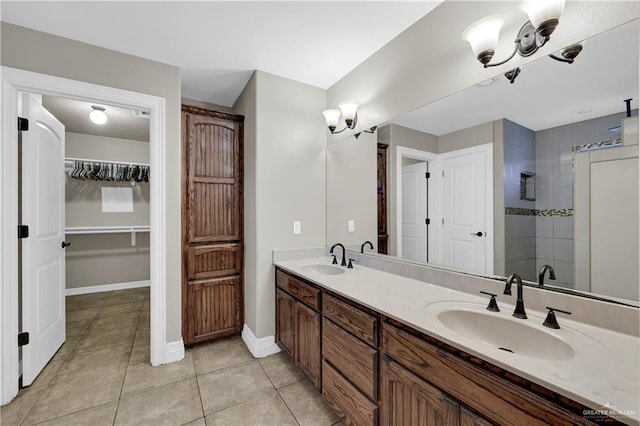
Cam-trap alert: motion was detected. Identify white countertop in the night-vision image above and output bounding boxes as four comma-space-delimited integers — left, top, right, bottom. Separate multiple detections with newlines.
274, 256, 640, 425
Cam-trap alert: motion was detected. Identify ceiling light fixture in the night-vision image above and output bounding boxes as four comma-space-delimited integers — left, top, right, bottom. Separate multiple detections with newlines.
462, 0, 582, 83
89, 106, 108, 125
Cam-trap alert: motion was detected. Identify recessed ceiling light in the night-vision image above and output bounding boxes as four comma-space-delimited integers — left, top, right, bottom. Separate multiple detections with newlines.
477, 77, 497, 87
573, 106, 595, 115
89, 106, 108, 125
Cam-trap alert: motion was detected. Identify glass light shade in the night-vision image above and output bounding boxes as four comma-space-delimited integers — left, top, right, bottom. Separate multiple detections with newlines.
322, 108, 341, 129
462, 15, 504, 57
338, 102, 359, 122
89, 107, 108, 125
523, 0, 565, 29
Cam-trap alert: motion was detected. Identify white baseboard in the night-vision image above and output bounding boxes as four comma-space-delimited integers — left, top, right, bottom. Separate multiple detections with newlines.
241, 324, 281, 358
165, 339, 185, 364
65, 280, 150, 296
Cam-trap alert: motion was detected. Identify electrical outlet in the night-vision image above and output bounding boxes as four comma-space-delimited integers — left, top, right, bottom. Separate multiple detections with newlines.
348, 220, 355, 232
293, 221, 301, 235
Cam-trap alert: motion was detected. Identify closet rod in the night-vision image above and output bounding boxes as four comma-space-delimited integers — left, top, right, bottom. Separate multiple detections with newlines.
65, 156, 150, 167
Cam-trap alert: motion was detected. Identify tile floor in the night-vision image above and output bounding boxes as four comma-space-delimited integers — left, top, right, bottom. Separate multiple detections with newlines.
0, 288, 343, 426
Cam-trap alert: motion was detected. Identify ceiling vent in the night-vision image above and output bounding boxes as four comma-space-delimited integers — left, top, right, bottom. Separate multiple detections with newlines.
133, 110, 151, 119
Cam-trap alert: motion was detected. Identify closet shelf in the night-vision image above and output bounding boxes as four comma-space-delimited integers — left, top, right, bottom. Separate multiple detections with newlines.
65, 226, 150, 246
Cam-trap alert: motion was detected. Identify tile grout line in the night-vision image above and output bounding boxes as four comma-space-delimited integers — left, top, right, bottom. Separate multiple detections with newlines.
256, 361, 302, 426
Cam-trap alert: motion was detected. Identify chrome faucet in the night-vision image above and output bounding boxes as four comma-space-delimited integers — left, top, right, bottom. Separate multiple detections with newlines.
330, 243, 347, 267
538, 264, 556, 287
360, 240, 374, 253
503, 273, 527, 319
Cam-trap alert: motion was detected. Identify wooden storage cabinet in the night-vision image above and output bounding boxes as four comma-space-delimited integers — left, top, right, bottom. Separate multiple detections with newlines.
182, 106, 244, 346
275, 269, 321, 389
381, 322, 594, 426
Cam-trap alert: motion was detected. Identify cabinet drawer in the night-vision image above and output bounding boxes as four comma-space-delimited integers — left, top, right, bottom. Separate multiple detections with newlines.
276, 270, 320, 311
322, 360, 377, 426
323, 318, 377, 400
382, 323, 591, 426
323, 293, 377, 347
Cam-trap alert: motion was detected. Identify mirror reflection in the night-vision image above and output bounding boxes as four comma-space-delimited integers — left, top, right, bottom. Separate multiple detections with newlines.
326, 20, 639, 303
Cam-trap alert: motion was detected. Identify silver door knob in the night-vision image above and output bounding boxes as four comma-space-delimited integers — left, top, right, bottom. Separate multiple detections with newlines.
61, 241, 71, 248
470, 232, 483, 237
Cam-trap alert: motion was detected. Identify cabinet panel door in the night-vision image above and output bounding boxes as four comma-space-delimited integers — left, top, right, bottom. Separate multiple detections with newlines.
276, 289, 296, 358
186, 243, 242, 280
295, 302, 321, 389
184, 113, 242, 244
381, 357, 459, 426
187, 276, 242, 344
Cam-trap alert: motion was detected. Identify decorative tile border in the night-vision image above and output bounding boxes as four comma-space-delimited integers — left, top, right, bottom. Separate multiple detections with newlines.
506, 207, 573, 217
537, 208, 573, 217
573, 139, 622, 153
505, 207, 536, 216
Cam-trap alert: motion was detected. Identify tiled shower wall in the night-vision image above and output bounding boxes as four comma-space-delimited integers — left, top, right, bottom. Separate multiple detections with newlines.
534, 111, 629, 288
503, 119, 536, 281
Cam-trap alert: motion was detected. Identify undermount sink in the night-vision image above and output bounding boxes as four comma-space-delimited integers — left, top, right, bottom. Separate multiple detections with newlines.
434, 307, 575, 361
301, 264, 345, 276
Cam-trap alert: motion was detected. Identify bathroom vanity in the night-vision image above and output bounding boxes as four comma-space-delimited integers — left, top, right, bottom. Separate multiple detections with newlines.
274, 257, 638, 426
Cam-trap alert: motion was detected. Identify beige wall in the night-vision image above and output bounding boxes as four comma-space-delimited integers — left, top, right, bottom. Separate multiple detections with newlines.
234, 71, 326, 338
326, 132, 377, 252
1, 22, 182, 342
233, 72, 258, 332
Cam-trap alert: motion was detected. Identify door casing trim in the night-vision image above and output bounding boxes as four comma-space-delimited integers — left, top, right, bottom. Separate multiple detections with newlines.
1, 66, 169, 404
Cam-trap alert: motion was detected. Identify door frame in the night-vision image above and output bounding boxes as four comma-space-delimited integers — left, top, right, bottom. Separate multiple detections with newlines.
435, 143, 494, 274
1, 67, 168, 404
395, 146, 438, 259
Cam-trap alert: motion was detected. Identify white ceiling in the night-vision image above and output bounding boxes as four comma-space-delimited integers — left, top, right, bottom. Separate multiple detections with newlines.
42, 96, 150, 142
1, 1, 443, 107
391, 19, 639, 135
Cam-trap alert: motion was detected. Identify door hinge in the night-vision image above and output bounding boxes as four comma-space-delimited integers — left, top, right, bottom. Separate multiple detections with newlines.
17, 117, 29, 131
442, 218, 445, 225
425, 172, 430, 179
425, 218, 431, 225
442, 170, 444, 178
18, 225, 29, 239
18, 332, 29, 346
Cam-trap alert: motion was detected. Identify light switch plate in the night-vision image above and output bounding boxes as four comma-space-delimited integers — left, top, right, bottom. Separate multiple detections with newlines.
348, 220, 355, 232
293, 221, 301, 235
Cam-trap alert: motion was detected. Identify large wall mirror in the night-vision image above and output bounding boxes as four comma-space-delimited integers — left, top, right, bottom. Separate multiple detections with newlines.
327, 19, 639, 305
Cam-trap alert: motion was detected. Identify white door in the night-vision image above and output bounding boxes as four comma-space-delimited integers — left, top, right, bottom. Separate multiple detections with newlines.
402, 161, 428, 262
21, 94, 66, 386
440, 146, 490, 274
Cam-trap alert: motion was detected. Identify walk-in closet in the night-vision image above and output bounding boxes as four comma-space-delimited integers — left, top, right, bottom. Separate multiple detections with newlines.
18, 94, 152, 391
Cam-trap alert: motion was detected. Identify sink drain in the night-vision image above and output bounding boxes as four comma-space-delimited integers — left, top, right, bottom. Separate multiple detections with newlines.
498, 347, 514, 353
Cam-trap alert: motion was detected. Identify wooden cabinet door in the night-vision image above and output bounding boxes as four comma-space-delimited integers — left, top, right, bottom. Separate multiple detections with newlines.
187, 277, 242, 344
276, 289, 295, 358
295, 302, 321, 390
381, 357, 459, 426
183, 111, 243, 245
182, 106, 244, 346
